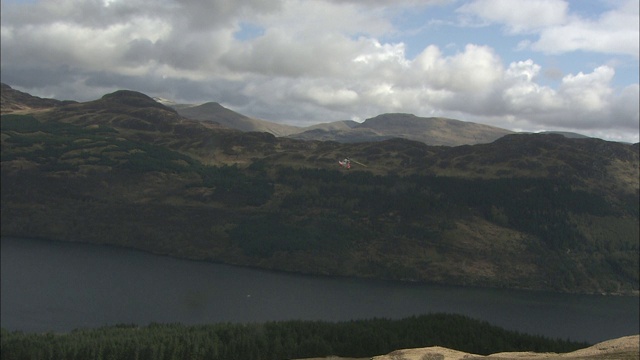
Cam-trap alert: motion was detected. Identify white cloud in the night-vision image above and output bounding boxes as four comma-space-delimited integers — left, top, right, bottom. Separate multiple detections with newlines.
353, 40, 408, 66
221, 29, 355, 78
457, 0, 568, 33
531, 5, 640, 57
261, 0, 393, 37
502, 60, 562, 113
294, 85, 359, 107
458, 0, 639, 58
419, 44, 504, 93
611, 84, 640, 129
558, 66, 614, 112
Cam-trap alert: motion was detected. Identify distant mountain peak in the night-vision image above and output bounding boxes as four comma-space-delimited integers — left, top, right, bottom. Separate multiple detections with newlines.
193, 102, 231, 112
176, 101, 301, 136
349, 113, 513, 146
101, 90, 177, 113
102, 90, 159, 103
537, 131, 590, 139
371, 112, 417, 119
363, 113, 418, 123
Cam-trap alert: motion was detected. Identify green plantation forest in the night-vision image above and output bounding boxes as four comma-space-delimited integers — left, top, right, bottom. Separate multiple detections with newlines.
0, 314, 590, 360
1, 89, 639, 295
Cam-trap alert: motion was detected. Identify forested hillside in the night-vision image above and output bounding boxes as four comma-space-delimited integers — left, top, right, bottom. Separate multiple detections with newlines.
1, 88, 638, 294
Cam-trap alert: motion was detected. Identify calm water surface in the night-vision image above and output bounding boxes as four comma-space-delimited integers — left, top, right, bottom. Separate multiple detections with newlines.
1, 237, 638, 343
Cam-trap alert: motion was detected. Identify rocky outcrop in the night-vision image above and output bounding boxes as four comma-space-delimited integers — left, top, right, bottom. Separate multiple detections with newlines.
370, 335, 639, 360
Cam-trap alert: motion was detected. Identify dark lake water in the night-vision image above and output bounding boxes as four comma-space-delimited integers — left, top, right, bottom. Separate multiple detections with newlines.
1, 237, 638, 343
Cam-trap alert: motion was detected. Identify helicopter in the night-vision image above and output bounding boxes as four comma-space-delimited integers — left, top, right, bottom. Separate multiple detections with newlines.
338, 157, 367, 169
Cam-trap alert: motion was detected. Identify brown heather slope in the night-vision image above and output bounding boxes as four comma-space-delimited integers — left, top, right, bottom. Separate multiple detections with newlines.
0, 83, 69, 113
1, 86, 638, 294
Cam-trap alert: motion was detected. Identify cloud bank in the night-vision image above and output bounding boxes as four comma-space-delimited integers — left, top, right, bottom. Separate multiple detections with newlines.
1, 0, 638, 142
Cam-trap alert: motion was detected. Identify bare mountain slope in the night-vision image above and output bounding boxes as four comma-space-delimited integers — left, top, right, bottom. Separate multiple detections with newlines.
176, 101, 300, 136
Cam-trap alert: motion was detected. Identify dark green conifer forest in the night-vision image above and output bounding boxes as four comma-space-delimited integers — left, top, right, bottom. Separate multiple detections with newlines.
0, 314, 589, 360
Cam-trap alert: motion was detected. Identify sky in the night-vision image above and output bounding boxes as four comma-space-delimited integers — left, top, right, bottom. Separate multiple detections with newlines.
1, 0, 638, 143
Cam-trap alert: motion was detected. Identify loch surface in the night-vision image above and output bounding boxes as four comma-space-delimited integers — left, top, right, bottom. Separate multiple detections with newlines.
1, 237, 638, 343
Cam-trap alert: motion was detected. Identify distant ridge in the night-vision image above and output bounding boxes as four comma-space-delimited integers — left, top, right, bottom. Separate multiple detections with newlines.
289, 113, 514, 146
168, 98, 515, 146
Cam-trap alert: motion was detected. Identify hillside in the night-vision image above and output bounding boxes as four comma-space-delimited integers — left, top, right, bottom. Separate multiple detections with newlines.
0, 83, 70, 113
1, 84, 638, 294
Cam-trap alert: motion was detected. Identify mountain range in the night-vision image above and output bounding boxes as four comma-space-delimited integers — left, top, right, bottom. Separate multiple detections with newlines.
167, 99, 515, 146
1, 83, 638, 295
4, 83, 584, 146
